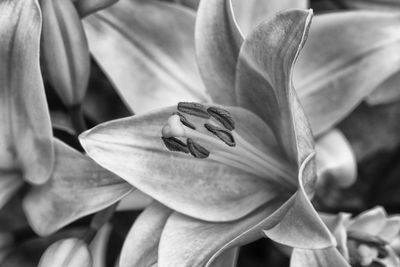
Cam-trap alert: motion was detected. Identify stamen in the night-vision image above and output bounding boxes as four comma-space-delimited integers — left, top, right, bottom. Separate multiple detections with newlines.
207, 106, 235, 130
187, 138, 210, 159
178, 102, 210, 119
162, 137, 189, 154
204, 123, 235, 147
173, 112, 196, 130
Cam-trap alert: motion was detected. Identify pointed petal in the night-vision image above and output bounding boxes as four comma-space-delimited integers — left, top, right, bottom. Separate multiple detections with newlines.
236, 9, 314, 166
294, 11, 400, 135
158, 203, 281, 267
116, 190, 153, 211
23, 139, 133, 236
120, 202, 172, 267
315, 129, 357, 188
83, 0, 208, 113
80, 106, 284, 222
0, 0, 54, 184
0, 172, 23, 209
196, 0, 243, 105
41, 0, 90, 106
347, 206, 387, 235
263, 153, 336, 249
290, 247, 350, 267
232, 0, 308, 36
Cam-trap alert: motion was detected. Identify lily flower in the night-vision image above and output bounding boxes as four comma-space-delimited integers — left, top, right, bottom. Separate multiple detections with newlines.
79, 5, 347, 266
0, 0, 132, 236
292, 207, 400, 267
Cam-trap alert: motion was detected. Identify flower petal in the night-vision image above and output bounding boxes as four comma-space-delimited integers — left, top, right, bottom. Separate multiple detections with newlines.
232, 0, 308, 36
83, 0, 208, 113
378, 216, 400, 242
41, 0, 90, 107
196, 0, 243, 105
120, 202, 172, 267
315, 129, 357, 188
341, 0, 400, 11
158, 202, 281, 267
0, 172, 23, 209
23, 139, 133, 236
263, 153, 336, 249
290, 247, 350, 267
80, 106, 283, 222
294, 11, 400, 135
366, 72, 400, 105
0, 0, 54, 184
347, 206, 387, 235
236, 9, 314, 166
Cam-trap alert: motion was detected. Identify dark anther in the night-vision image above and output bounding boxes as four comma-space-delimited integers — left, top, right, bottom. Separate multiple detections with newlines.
204, 123, 235, 147
162, 137, 189, 154
172, 112, 196, 130
207, 106, 235, 130
187, 138, 210, 159
377, 245, 389, 259
177, 102, 210, 119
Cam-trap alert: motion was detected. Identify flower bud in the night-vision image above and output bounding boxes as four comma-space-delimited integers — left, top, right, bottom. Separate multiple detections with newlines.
41, 0, 90, 107
39, 238, 92, 267
73, 0, 118, 17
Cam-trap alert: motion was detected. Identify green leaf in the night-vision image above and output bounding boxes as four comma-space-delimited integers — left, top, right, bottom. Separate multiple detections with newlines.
195, 0, 243, 105
294, 11, 400, 135
83, 0, 208, 113
41, 0, 90, 106
79, 106, 285, 222
120, 202, 172, 267
0, 0, 54, 184
236, 9, 314, 167
23, 139, 133, 236
232, 0, 308, 36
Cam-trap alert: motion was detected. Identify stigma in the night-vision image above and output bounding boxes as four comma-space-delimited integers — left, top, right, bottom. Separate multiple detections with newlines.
161, 102, 297, 189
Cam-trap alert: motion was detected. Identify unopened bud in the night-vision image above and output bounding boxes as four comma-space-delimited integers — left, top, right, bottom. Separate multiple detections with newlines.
73, 0, 118, 17
41, 0, 90, 106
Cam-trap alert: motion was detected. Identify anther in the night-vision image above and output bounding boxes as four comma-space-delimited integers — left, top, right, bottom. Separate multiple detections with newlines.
187, 138, 210, 159
204, 123, 235, 147
162, 137, 189, 154
207, 106, 235, 130
172, 112, 196, 130
178, 102, 210, 119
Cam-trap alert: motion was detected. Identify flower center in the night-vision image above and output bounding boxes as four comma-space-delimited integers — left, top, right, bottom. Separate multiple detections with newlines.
161, 102, 297, 190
